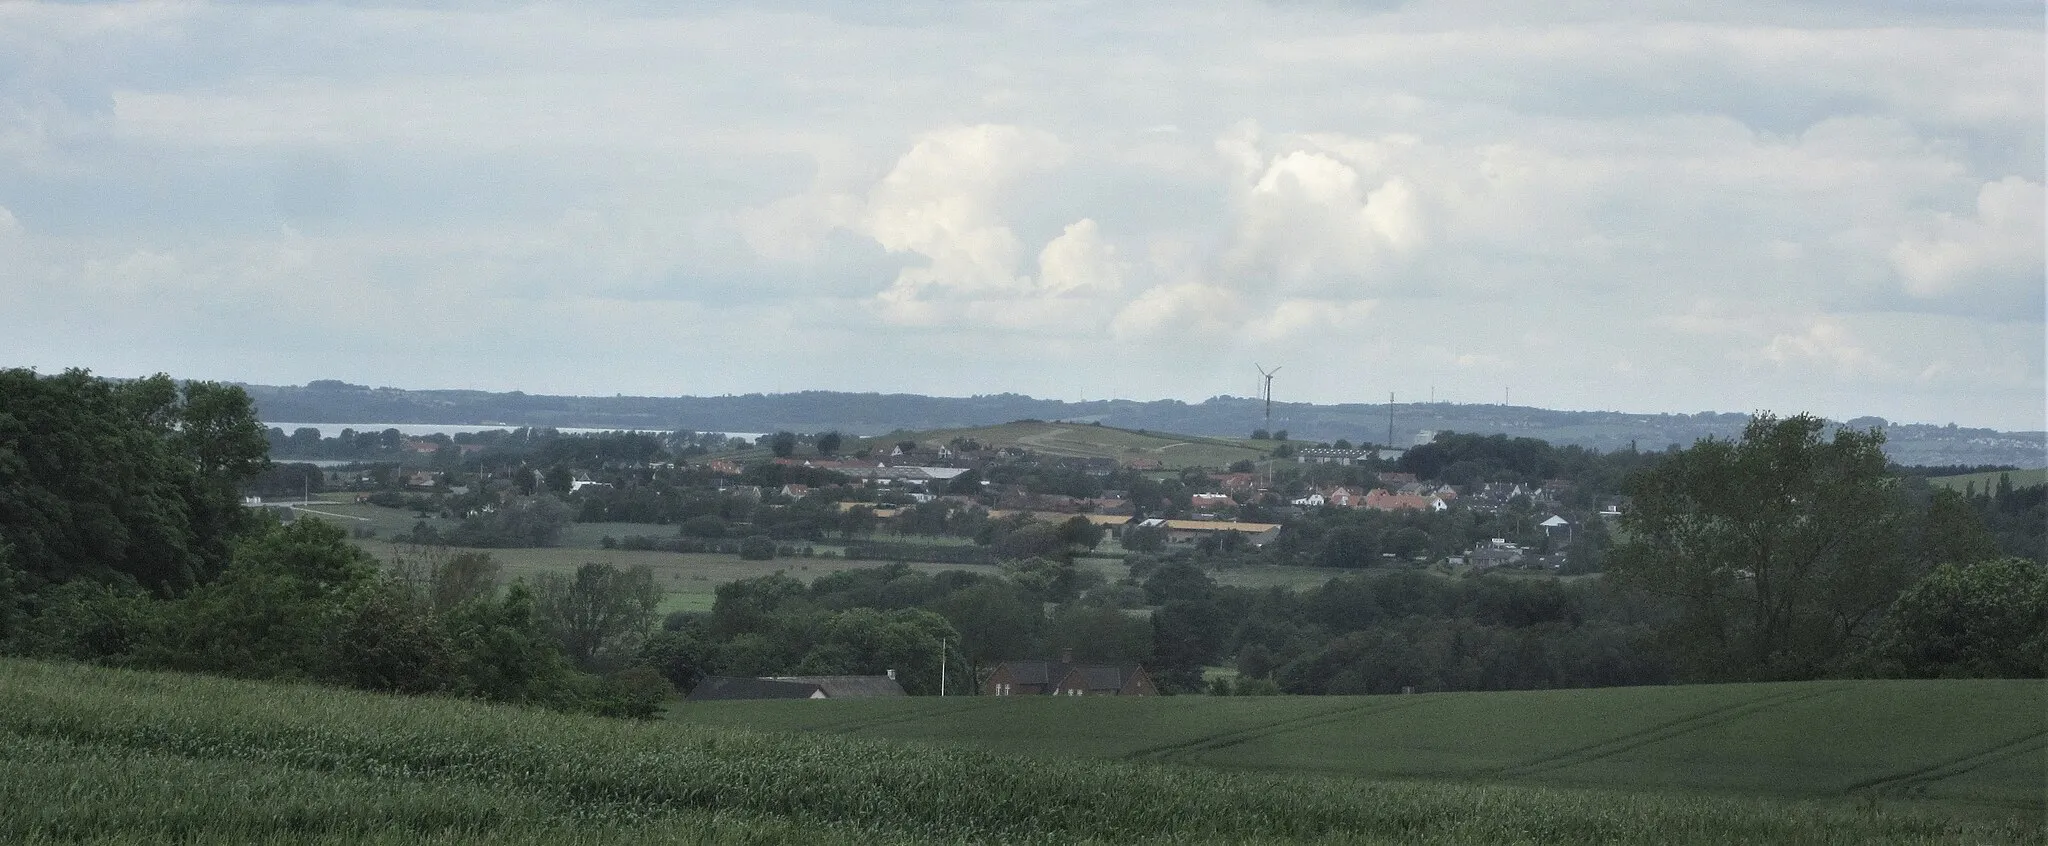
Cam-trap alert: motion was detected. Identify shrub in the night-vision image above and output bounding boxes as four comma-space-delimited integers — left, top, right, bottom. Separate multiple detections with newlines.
738, 535, 777, 561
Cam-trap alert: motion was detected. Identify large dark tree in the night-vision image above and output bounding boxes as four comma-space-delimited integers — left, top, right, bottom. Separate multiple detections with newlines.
1607, 413, 1914, 681
0, 369, 268, 595
533, 562, 662, 671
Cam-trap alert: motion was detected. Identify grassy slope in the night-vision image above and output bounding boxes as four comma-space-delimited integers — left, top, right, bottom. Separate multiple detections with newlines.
866, 420, 1275, 470
671, 680, 2047, 821
3, 659, 2036, 845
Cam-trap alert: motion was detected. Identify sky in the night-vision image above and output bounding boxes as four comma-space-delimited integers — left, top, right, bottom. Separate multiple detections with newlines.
2, 1, 2042, 431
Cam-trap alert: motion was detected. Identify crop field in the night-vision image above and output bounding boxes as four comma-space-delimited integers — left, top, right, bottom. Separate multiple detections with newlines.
672, 679, 2047, 825
3, 660, 2036, 845
1927, 468, 2048, 494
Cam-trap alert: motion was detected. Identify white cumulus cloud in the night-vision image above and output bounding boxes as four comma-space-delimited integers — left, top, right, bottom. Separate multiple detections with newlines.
1891, 176, 2045, 301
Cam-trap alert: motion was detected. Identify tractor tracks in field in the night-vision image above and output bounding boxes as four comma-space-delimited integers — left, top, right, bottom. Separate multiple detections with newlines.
802, 699, 1005, 736
1847, 728, 2048, 800
1493, 684, 1854, 780
1122, 699, 1423, 764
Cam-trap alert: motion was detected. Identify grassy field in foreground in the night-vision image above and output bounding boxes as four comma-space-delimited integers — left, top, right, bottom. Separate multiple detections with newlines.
2, 660, 2037, 845
671, 679, 2047, 823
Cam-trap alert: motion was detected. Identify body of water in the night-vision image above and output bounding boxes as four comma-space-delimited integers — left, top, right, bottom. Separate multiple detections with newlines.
264, 422, 766, 440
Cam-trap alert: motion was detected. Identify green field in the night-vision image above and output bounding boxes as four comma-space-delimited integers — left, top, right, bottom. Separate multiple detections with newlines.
354, 539, 1006, 616
1927, 468, 2048, 494
4, 659, 2037, 844
671, 680, 2047, 823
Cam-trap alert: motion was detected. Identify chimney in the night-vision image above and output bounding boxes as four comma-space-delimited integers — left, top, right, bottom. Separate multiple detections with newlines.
886, 668, 896, 680
1060, 648, 1074, 664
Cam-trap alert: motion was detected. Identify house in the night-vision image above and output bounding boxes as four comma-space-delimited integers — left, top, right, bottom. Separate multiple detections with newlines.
1292, 492, 1326, 507
1540, 515, 1573, 537
1088, 496, 1133, 515
1295, 447, 1374, 466
686, 674, 906, 701
983, 652, 1156, 697
780, 483, 810, 499
1323, 486, 1364, 508
1189, 492, 1234, 511
1214, 473, 1260, 493
1363, 488, 1446, 512
1468, 538, 1524, 569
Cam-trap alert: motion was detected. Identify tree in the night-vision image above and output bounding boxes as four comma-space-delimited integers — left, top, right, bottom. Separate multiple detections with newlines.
1044, 602, 1153, 664
533, 562, 662, 671
389, 546, 501, 613
0, 369, 268, 594
928, 581, 1042, 684
680, 515, 728, 539
769, 431, 797, 458
1055, 516, 1106, 551
816, 431, 843, 456
1871, 557, 2046, 678
737, 535, 777, 561
1122, 523, 1165, 553
1607, 414, 1914, 681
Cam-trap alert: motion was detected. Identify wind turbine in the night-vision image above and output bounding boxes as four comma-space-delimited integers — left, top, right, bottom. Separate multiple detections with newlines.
1256, 363, 1281, 431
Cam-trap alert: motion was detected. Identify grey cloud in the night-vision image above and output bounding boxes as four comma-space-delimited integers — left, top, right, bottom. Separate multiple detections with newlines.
1, 0, 2039, 429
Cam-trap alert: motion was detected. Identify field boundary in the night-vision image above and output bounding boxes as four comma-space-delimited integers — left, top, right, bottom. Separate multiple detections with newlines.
1493, 685, 1851, 779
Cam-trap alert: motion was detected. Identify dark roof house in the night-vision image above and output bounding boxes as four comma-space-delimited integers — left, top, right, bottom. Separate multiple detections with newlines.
686, 674, 906, 701
983, 652, 1157, 697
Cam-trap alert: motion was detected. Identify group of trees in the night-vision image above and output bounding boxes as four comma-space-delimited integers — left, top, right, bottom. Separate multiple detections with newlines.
635, 563, 1156, 696
1607, 414, 2043, 682
0, 369, 672, 717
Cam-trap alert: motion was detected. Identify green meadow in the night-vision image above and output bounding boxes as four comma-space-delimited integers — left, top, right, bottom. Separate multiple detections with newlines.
4, 659, 2039, 845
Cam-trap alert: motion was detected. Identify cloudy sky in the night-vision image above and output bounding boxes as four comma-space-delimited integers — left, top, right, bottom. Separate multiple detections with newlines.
2, 1, 2042, 430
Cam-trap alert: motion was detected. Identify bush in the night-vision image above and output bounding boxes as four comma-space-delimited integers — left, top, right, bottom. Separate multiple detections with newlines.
738, 535, 777, 561
681, 515, 728, 539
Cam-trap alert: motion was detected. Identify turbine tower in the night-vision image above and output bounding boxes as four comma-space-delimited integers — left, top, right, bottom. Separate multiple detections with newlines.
1256, 363, 1281, 431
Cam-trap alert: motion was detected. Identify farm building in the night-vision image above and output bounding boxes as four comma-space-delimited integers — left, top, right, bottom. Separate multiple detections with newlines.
687, 674, 906, 701
983, 653, 1157, 697
1132, 518, 1282, 547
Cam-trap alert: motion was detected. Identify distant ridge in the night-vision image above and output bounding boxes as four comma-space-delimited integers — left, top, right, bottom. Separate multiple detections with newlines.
242, 382, 2047, 469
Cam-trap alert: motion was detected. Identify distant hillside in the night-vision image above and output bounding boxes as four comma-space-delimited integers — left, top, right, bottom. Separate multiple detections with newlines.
243, 382, 2048, 468
872, 420, 1272, 471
